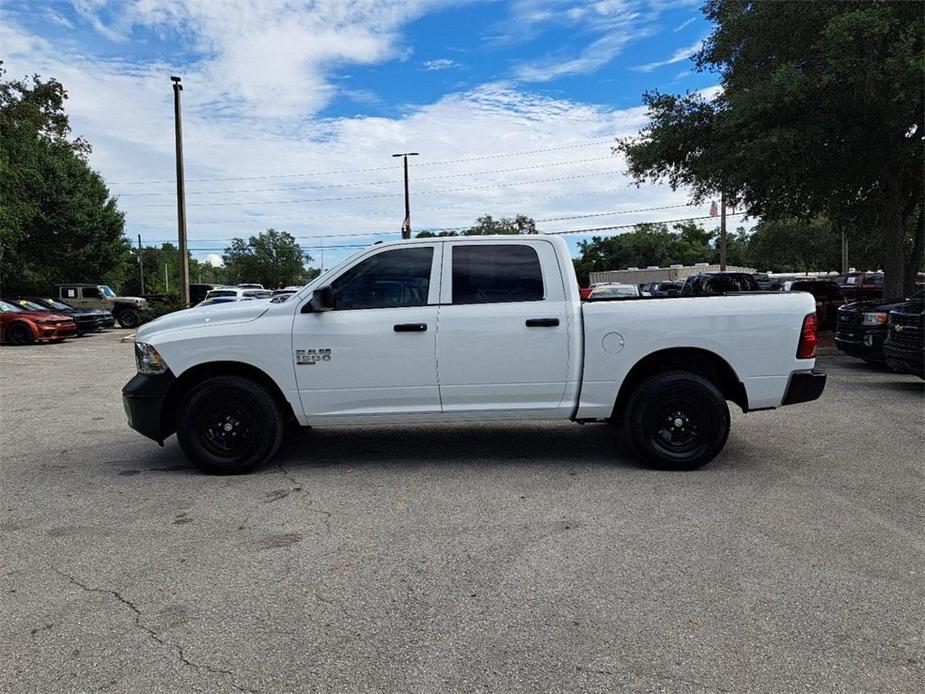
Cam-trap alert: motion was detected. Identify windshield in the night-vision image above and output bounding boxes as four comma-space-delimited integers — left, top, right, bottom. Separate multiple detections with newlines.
704, 275, 758, 292
592, 285, 638, 298
43, 298, 73, 310
205, 290, 238, 298
100, 285, 116, 297
0, 300, 23, 313
15, 300, 48, 311
243, 290, 273, 299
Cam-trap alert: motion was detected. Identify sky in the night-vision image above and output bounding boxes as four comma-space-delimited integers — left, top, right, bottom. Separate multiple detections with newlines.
1, 0, 734, 270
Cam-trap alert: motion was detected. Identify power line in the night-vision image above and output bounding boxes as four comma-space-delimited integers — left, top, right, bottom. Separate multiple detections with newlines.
114, 157, 615, 197
544, 212, 747, 236
137, 203, 705, 244
126, 187, 641, 222
135, 171, 618, 208
108, 138, 614, 185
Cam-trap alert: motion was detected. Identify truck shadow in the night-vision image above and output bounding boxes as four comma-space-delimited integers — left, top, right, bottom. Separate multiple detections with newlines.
273, 422, 646, 472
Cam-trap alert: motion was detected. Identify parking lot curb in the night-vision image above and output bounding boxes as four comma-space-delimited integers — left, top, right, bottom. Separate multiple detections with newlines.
120, 333, 136, 343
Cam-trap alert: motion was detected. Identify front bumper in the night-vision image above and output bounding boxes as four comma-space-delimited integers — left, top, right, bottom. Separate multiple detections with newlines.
782, 368, 827, 406
38, 323, 77, 340
883, 345, 924, 378
122, 370, 175, 443
834, 330, 886, 361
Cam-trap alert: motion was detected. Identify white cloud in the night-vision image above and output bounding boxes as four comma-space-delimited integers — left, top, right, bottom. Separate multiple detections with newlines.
422, 58, 460, 71
2, 7, 711, 268
673, 16, 696, 32
506, 0, 680, 83
631, 38, 704, 72
55, 0, 457, 119
203, 253, 223, 267
515, 28, 654, 82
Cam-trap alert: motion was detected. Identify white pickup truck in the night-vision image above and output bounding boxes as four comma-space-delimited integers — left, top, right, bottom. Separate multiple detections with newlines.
123, 236, 825, 474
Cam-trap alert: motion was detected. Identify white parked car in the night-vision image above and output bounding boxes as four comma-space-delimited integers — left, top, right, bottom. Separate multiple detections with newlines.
589, 283, 641, 299
197, 288, 274, 306
124, 236, 825, 474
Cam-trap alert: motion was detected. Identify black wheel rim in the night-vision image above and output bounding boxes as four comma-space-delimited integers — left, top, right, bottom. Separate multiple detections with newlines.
194, 396, 259, 459
120, 311, 137, 328
8, 325, 29, 345
642, 389, 713, 460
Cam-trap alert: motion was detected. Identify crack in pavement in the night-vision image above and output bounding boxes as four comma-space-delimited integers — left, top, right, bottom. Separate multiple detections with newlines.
313, 591, 351, 621
277, 463, 332, 534
53, 568, 259, 694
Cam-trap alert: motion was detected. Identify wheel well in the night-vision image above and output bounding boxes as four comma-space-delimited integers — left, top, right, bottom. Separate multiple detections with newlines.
160, 361, 297, 438
3, 320, 34, 339
610, 347, 748, 424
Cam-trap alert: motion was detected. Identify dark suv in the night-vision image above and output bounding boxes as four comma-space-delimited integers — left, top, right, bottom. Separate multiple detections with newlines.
884, 295, 924, 378
680, 272, 760, 295
835, 290, 922, 364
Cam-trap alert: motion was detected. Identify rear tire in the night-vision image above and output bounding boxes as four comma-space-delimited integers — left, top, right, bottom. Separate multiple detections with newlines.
625, 370, 730, 471
117, 308, 140, 329
5, 322, 34, 346
176, 375, 285, 474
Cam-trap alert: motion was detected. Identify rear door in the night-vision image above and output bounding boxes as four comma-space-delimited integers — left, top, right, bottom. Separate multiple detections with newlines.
293, 243, 442, 421
436, 240, 572, 417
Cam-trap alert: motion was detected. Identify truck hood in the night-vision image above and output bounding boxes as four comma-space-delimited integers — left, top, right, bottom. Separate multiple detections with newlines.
136, 300, 272, 341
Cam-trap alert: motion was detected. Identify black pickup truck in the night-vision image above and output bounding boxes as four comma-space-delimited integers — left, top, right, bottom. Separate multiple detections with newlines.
884, 295, 924, 378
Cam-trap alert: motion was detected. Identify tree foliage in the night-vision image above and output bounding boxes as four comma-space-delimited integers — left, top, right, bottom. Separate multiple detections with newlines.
416, 214, 537, 237
572, 221, 725, 285
0, 67, 128, 294
222, 228, 315, 288
617, 0, 923, 299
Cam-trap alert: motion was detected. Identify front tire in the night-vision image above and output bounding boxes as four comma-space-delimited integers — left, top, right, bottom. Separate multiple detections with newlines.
5, 322, 34, 346
176, 376, 285, 474
117, 308, 140, 329
625, 370, 730, 471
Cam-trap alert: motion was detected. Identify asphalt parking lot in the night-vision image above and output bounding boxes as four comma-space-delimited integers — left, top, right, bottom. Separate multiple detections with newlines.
1, 330, 923, 693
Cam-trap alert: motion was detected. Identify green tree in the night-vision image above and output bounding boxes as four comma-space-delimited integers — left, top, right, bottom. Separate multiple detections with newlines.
116, 243, 229, 297
617, 1, 923, 299
571, 221, 722, 285
0, 68, 128, 294
222, 229, 315, 288
463, 214, 537, 235
416, 214, 537, 238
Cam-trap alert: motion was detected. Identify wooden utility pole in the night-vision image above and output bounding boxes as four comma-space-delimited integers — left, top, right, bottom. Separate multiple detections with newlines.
719, 191, 727, 270
841, 231, 849, 274
171, 76, 190, 306
137, 234, 144, 293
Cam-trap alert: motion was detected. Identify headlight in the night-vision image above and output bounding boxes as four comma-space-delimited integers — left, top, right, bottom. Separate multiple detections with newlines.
862, 312, 888, 326
134, 342, 168, 374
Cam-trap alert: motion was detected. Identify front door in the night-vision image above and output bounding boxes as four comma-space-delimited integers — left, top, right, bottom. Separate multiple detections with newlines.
293, 243, 442, 422
436, 240, 572, 417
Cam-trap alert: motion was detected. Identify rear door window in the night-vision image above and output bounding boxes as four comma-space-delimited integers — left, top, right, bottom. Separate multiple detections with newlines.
451, 245, 544, 304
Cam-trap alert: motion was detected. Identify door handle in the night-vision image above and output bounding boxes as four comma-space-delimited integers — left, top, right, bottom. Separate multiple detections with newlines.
525, 318, 560, 327
394, 323, 428, 332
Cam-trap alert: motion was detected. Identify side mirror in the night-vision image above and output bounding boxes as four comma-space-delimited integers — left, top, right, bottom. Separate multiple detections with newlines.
303, 285, 334, 313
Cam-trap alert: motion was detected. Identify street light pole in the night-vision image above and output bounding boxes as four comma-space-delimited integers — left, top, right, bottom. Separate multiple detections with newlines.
719, 190, 727, 271
137, 234, 144, 293
392, 152, 419, 239
171, 75, 190, 306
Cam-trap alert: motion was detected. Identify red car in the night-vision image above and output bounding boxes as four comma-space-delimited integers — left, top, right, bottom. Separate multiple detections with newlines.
0, 299, 77, 345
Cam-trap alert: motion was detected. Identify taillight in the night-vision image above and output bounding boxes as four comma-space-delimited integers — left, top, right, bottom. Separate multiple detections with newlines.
797, 312, 818, 359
